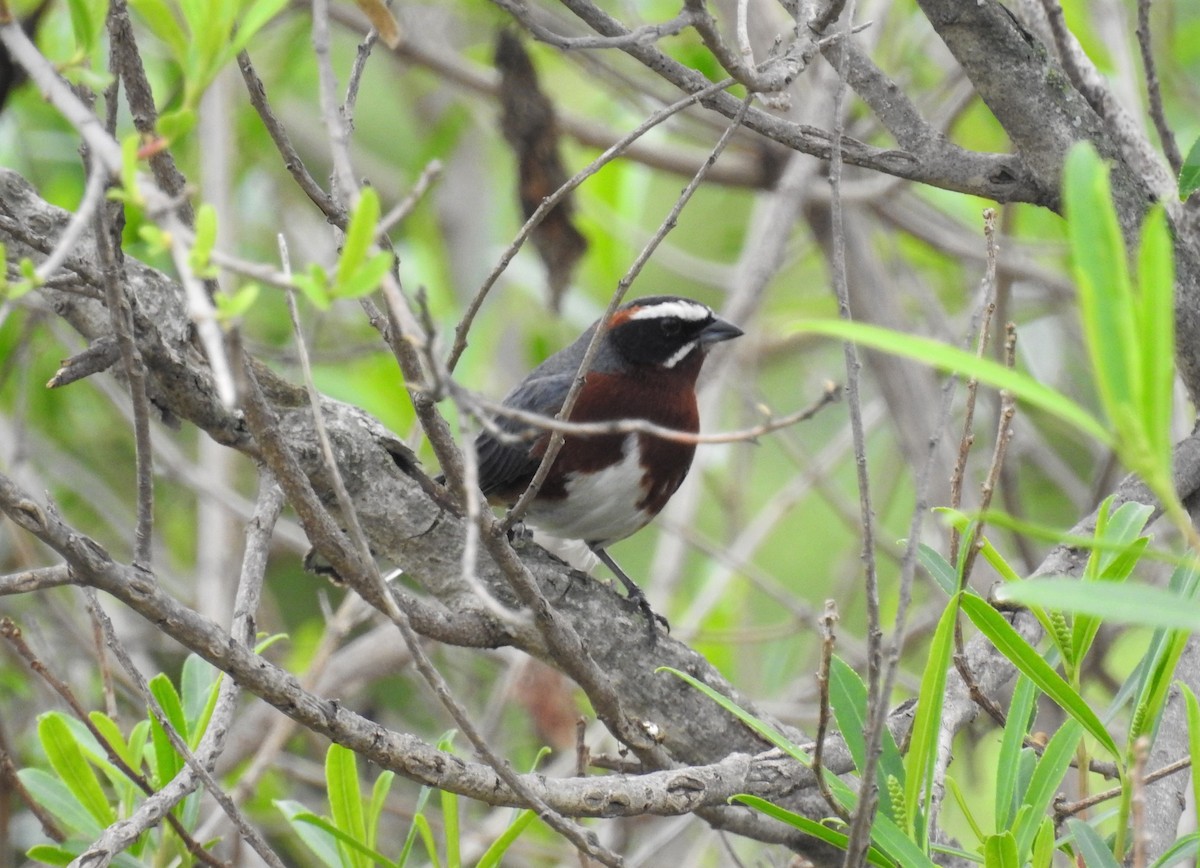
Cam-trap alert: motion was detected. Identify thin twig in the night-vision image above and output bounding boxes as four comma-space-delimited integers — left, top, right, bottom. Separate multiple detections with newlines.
236, 49, 342, 222
1135, 0, 1182, 174
462, 380, 840, 447
812, 601, 851, 822
826, 3, 887, 862
1055, 754, 1192, 819
34, 151, 108, 282
93, 165, 156, 568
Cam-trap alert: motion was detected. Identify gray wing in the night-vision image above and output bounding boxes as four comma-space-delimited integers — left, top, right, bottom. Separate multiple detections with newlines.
475, 372, 573, 499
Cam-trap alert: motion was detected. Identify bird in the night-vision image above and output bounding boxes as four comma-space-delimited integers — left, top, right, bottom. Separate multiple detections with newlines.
471, 295, 743, 641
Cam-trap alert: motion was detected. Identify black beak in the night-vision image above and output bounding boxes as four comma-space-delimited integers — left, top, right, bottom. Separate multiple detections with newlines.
698, 317, 744, 346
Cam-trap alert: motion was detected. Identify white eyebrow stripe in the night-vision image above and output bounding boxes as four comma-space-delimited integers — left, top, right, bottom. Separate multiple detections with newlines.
628, 300, 711, 322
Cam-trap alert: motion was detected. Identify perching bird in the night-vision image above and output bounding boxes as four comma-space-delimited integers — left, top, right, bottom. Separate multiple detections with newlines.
473, 295, 743, 640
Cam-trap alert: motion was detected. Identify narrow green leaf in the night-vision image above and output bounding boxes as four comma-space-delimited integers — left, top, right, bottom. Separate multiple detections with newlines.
732, 795, 896, 866
17, 768, 103, 838
996, 580, 1200, 632
37, 714, 115, 827
25, 844, 76, 865
337, 188, 382, 286
983, 831, 1019, 868
945, 775, 985, 845
326, 743, 368, 868
441, 785, 460, 868
1135, 204, 1175, 467
149, 715, 181, 788
127, 0, 188, 61
791, 319, 1112, 446
412, 814, 442, 868
87, 712, 138, 773
1182, 684, 1200, 839
1179, 136, 1200, 200
960, 594, 1120, 760
475, 810, 538, 868
65, 0, 97, 52
1063, 143, 1138, 433
149, 673, 189, 743
918, 544, 958, 597
366, 770, 394, 852
996, 676, 1037, 831
1150, 831, 1200, 868
1030, 817, 1056, 868
659, 667, 810, 764
293, 812, 398, 867
905, 596, 959, 847
275, 799, 342, 868
1013, 720, 1082, 859
228, 0, 290, 57
1066, 818, 1121, 867
828, 655, 906, 812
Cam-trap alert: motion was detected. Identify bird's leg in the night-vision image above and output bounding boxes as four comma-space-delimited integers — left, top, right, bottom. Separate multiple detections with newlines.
590, 546, 669, 644
506, 519, 534, 549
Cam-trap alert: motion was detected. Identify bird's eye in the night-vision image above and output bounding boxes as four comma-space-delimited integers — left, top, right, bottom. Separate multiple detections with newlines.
660, 318, 681, 337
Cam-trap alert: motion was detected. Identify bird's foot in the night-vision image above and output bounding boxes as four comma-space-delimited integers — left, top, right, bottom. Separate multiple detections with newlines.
506, 520, 534, 549
624, 586, 669, 646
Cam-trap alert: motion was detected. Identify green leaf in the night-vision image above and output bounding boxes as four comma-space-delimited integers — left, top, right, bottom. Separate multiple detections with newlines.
904, 595, 959, 847
1013, 720, 1082, 859
790, 319, 1112, 447
1030, 817, 1056, 868
983, 831, 1019, 868
228, 0, 290, 57
1066, 818, 1120, 867
959, 594, 1121, 760
1135, 204, 1175, 467
326, 743, 368, 868
338, 188, 382, 287
65, 0, 101, 53
37, 713, 115, 828
17, 768, 104, 838
1063, 143, 1137, 438
1150, 831, 1200, 868
157, 108, 197, 143
1183, 684, 1200, 839
996, 580, 1200, 632
945, 775, 984, 845
25, 844, 76, 865
275, 799, 342, 868
917, 544, 958, 597
732, 795, 896, 866
828, 656, 906, 822
1179, 136, 1200, 200
412, 813, 442, 868
658, 667, 810, 765
294, 264, 332, 310
336, 251, 394, 300
366, 770, 394, 852
441, 785, 460, 868
88, 711, 138, 773
475, 810, 538, 868
996, 676, 1037, 831
293, 811, 399, 868
150, 673, 189, 743
127, 0, 188, 62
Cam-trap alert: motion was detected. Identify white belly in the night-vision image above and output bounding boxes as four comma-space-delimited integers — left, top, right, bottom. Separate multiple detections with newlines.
527, 436, 650, 545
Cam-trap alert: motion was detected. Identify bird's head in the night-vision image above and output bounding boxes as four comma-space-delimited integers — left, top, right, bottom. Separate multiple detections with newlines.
602, 296, 743, 371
